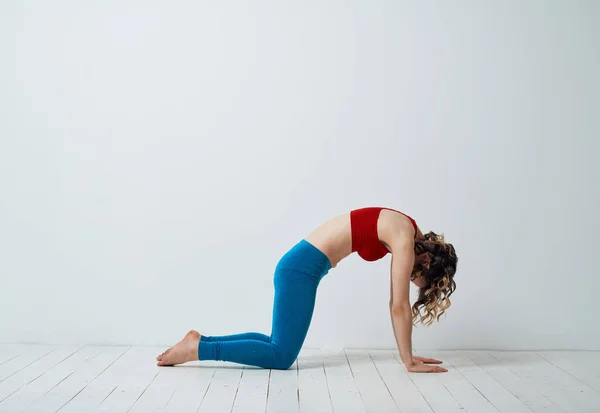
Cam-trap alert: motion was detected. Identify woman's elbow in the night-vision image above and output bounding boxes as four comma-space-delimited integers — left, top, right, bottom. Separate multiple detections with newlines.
391, 302, 411, 316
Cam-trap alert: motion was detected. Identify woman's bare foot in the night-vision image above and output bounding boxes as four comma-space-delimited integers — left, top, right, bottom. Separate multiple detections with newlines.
156, 330, 201, 366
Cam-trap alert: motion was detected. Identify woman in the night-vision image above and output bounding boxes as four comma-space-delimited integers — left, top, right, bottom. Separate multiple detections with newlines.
156, 207, 457, 373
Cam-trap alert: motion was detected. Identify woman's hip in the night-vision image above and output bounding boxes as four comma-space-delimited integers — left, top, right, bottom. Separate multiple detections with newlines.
274, 239, 332, 283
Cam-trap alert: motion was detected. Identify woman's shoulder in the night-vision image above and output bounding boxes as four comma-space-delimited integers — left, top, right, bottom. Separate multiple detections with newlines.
378, 209, 417, 246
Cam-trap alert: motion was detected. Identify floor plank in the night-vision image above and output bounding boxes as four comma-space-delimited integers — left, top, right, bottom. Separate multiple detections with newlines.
423, 350, 498, 413
345, 349, 399, 413
0, 346, 80, 404
444, 351, 532, 413
491, 351, 600, 413
0, 345, 56, 383
195, 365, 243, 413
321, 350, 365, 413
537, 351, 600, 393
298, 349, 333, 413
0, 346, 105, 413
95, 347, 162, 413
26, 346, 129, 413
0, 345, 23, 367
2, 346, 599, 413
369, 350, 433, 413
161, 363, 217, 413
467, 351, 563, 413
231, 367, 270, 413
265, 360, 298, 413
394, 352, 464, 413
435, 361, 497, 412
56, 346, 134, 413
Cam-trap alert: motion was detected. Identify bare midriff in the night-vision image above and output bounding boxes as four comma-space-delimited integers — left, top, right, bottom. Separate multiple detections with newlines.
304, 212, 353, 268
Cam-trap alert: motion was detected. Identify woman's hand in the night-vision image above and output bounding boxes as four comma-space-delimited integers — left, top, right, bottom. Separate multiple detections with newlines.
405, 356, 448, 373
413, 356, 443, 364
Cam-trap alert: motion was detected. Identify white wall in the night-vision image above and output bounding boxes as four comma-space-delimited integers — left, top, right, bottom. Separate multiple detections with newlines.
1, 1, 598, 350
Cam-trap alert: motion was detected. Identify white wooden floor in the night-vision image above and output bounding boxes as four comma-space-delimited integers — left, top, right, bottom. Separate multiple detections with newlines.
0, 346, 598, 413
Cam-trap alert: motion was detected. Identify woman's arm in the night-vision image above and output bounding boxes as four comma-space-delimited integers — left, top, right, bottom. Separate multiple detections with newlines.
389, 240, 415, 363
389, 239, 447, 373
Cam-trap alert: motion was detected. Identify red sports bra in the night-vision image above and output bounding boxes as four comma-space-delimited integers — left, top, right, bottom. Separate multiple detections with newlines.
351, 207, 418, 262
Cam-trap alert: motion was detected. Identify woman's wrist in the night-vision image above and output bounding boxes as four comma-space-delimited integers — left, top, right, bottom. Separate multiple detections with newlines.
400, 353, 414, 365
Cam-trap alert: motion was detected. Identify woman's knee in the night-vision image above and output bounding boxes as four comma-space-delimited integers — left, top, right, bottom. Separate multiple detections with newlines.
269, 359, 295, 370
259, 344, 297, 370
269, 349, 298, 370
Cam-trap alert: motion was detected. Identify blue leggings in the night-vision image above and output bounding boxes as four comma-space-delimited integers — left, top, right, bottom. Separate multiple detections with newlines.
198, 239, 331, 370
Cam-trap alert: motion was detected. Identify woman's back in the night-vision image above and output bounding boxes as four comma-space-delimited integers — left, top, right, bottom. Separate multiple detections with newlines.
305, 208, 418, 268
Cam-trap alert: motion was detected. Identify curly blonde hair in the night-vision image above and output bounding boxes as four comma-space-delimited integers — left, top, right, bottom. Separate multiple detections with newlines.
411, 232, 457, 326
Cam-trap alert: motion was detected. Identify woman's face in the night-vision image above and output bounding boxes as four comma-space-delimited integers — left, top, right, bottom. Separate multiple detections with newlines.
415, 251, 430, 265
411, 275, 427, 288
412, 252, 431, 288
